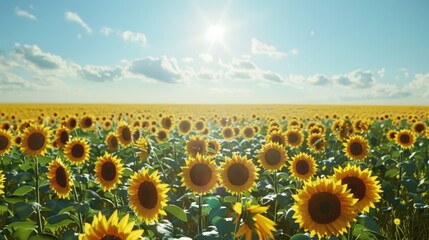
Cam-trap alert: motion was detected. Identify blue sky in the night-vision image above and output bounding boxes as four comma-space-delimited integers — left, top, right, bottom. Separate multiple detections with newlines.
1, 0, 428, 104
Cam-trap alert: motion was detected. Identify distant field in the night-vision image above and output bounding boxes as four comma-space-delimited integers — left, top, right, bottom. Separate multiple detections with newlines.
0, 104, 428, 239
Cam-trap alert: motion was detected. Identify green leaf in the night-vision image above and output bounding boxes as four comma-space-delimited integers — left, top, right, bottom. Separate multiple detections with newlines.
164, 205, 188, 222
13, 185, 35, 196
357, 215, 381, 235
223, 196, 237, 203
122, 167, 134, 177
47, 212, 71, 224
4, 196, 26, 203
290, 234, 311, 240
400, 179, 417, 193
205, 196, 221, 210
385, 168, 399, 178
6, 220, 37, 240
14, 202, 38, 220
29, 233, 57, 240
215, 218, 235, 238
37, 156, 52, 165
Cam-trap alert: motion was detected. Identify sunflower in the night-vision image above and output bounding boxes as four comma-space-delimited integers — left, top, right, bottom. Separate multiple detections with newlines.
132, 128, 141, 142
177, 119, 192, 135
386, 129, 397, 141
102, 120, 113, 131
160, 116, 174, 131
128, 168, 169, 224
65, 116, 78, 130
54, 126, 69, 149
0, 129, 12, 156
343, 135, 370, 161
64, 138, 91, 165
0, 170, 5, 195
220, 154, 259, 194
207, 139, 220, 156
258, 142, 287, 171
94, 153, 124, 192
79, 210, 144, 240
333, 164, 382, 214
266, 130, 286, 146
136, 137, 151, 162
412, 121, 426, 135
194, 120, 206, 132
20, 124, 51, 157
186, 136, 207, 158
46, 158, 73, 199
289, 153, 318, 181
307, 133, 326, 153
395, 129, 416, 149
14, 135, 22, 146
116, 123, 133, 147
105, 133, 119, 152
285, 129, 304, 148
221, 126, 235, 140
292, 178, 357, 238
233, 202, 277, 240
155, 129, 169, 143
179, 154, 218, 195
241, 126, 255, 140
79, 115, 94, 131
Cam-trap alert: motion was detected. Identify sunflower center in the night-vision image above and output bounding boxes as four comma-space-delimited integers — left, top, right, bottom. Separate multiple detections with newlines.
163, 118, 172, 129
227, 163, 249, 186
158, 131, 167, 140
196, 122, 204, 130
179, 121, 191, 133
399, 133, 410, 144
271, 135, 283, 145
288, 133, 299, 144
101, 162, 116, 181
265, 149, 282, 166
121, 127, 131, 141
84, 118, 92, 128
138, 181, 158, 209
349, 142, 363, 156
389, 132, 396, 139
71, 144, 84, 158
110, 137, 118, 149
415, 124, 424, 133
69, 119, 77, 128
101, 235, 121, 240
55, 166, 68, 188
296, 160, 310, 175
132, 130, 140, 142
60, 131, 68, 144
308, 192, 341, 224
223, 129, 233, 138
0, 135, 8, 150
190, 163, 212, 186
27, 132, 45, 151
342, 176, 366, 201
244, 128, 253, 137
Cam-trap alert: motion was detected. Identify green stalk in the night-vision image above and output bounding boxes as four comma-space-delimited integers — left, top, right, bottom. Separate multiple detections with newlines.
273, 170, 278, 223
198, 194, 204, 235
152, 146, 168, 180
72, 183, 84, 233
233, 194, 241, 237
35, 156, 43, 234
397, 151, 403, 198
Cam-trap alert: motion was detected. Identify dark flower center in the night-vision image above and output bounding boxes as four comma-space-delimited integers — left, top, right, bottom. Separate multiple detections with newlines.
71, 144, 84, 158
0, 135, 8, 150
227, 163, 249, 186
349, 142, 363, 156
138, 181, 158, 209
27, 132, 45, 151
308, 192, 341, 224
101, 161, 116, 181
265, 149, 282, 166
55, 166, 67, 188
296, 160, 310, 175
190, 163, 212, 186
342, 176, 366, 201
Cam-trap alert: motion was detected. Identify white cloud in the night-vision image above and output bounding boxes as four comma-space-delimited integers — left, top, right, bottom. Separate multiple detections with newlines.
290, 48, 300, 56
377, 68, 385, 78
15, 7, 36, 20
127, 56, 188, 83
100, 26, 113, 36
78, 65, 123, 82
181, 57, 194, 63
222, 57, 285, 83
13, 43, 68, 70
251, 38, 286, 58
199, 53, 213, 63
308, 70, 376, 88
401, 68, 409, 77
197, 67, 220, 81
65, 11, 92, 33
122, 31, 147, 45
262, 71, 283, 83
307, 74, 329, 86
408, 73, 429, 97
210, 87, 233, 94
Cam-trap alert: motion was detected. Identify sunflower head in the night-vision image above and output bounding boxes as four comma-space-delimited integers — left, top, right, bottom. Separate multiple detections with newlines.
333, 164, 382, 214
258, 142, 287, 172
292, 178, 358, 238
412, 121, 426, 135
207, 139, 220, 156
116, 122, 133, 147
94, 152, 124, 192
128, 169, 169, 224
285, 129, 304, 148
55, 126, 69, 149
47, 158, 73, 199
186, 136, 208, 158
155, 129, 169, 143
20, 124, 51, 157
194, 120, 206, 132
221, 126, 235, 140
0, 129, 13, 156
79, 210, 144, 240
386, 129, 397, 141
233, 201, 277, 240
79, 115, 94, 131
0, 170, 5, 195
307, 133, 326, 153
241, 126, 256, 140
179, 154, 218, 195
220, 154, 259, 194
136, 137, 151, 162
64, 138, 91, 165
266, 130, 286, 146
343, 135, 370, 161
177, 119, 192, 135
395, 129, 416, 149
105, 133, 119, 152
160, 116, 174, 130
289, 152, 318, 181
65, 116, 78, 130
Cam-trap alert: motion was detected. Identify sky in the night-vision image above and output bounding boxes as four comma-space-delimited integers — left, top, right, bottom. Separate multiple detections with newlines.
0, 0, 428, 105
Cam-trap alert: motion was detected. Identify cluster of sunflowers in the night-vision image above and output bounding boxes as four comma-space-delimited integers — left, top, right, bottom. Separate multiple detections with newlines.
0, 105, 428, 239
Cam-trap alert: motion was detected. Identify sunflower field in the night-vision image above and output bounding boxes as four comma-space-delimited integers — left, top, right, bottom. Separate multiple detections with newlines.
0, 104, 428, 240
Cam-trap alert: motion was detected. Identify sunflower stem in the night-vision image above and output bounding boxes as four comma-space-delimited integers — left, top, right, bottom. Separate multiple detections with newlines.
34, 156, 44, 234
347, 221, 355, 240
234, 194, 241, 238
273, 171, 278, 223
152, 146, 168, 181
72, 183, 84, 233
397, 151, 403, 198
198, 194, 204, 235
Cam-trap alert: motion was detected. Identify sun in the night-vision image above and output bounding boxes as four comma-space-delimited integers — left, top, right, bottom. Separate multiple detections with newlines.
206, 25, 225, 43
